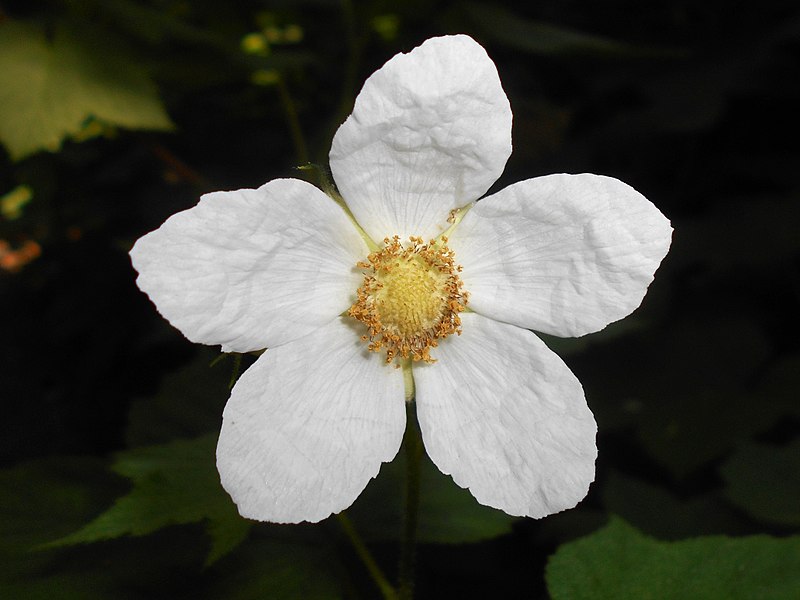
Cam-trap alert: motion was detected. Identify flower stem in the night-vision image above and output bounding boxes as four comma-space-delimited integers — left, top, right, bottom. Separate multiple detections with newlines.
336, 512, 397, 600
228, 353, 242, 390
275, 73, 310, 166
398, 413, 423, 600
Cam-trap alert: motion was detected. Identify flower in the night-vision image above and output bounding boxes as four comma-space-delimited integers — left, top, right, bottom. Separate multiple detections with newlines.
130, 35, 672, 523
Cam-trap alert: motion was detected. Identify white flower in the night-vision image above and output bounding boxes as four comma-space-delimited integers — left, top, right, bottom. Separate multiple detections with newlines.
130, 35, 672, 523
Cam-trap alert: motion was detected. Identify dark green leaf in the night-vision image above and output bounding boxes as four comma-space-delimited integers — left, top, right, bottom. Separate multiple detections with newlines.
73, 0, 225, 46
2, 529, 207, 600
602, 315, 775, 477
0, 457, 204, 599
721, 440, 800, 527
635, 390, 773, 478
348, 441, 515, 544
125, 349, 229, 446
0, 456, 339, 599
0, 456, 121, 559
203, 536, 343, 600
603, 471, 756, 539
546, 517, 800, 599
49, 435, 250, 565
756, 355, 800, 419
463, 2, 683, 58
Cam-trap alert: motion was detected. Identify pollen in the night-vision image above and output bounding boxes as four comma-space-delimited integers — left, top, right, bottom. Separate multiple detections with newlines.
348, 235, 468, 365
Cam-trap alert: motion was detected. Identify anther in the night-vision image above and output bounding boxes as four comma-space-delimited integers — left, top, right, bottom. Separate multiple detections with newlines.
348, 236, 468, 365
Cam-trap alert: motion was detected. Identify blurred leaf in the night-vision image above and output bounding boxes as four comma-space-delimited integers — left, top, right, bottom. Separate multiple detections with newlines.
595, 59, 737, 136
75, 0, 316, 82
0, 184, 33, 220
72, 0, 224, 46
599, 315, 776, 477
0, 21, 173, 161
636, 390, 775, 478
603, 471, 756, 539
202, 536, 343, 600
50, 435, 249, 565
2, 531, 210, 600
620, 326, 800, 486
546, 517, 800, 599
125, 349, 229, 446
757, 355, 800, 418
0, 456, 121, 559
581, 314, 777, 476
531, 508, 608, 547
349, 440, 515, 544
0, 456, 158, 600
721, 440, 800, 527
3, 527, 209, 600
463, 2, 683, 58
0, 456, 337, 599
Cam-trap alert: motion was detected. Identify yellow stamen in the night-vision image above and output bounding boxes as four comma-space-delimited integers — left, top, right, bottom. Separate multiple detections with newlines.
348, 235, 468, 365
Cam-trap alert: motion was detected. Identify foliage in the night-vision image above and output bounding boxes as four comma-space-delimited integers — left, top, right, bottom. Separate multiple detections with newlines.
546, 517, 800, 599
0, 21, 172, 161
349, 439, 516, 544
47, 435, 251, 565
722, 440, 800, 527
1, 0, 798, 598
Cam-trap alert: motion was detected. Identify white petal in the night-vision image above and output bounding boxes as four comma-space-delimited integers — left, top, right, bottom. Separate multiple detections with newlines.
130, 178, 368, 352
330, 34, 512, 242
217, 317, 406, 523
414, 313, 597, 518
449, 174, 672, 337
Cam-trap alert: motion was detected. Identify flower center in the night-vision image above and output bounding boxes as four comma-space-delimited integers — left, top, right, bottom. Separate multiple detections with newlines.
349, 235, 468, 365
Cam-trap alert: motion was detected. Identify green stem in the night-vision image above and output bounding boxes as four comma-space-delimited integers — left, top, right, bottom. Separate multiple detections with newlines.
398, 413, 423, 600
228, 353, 242, 390
275, 74, 310, 166
337, 512, 397, 600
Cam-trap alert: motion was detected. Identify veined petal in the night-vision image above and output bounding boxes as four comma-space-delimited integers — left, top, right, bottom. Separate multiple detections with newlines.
414, 313, 597, 518
449, 174, 672, 337
130, 178, 368, 352
330, 34, 512, 242
217, 317, 406, 523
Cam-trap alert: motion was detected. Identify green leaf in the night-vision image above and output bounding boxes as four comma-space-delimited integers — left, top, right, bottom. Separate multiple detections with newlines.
202, 537, 343, 600
49, 435, 250, 565
348, 441, 515, 544
721, 439, 800, 527
0, 456, 139, 599
0, 21, 173, 161
0, 456, 339, 599
125, 349, 230, 446
3, 528, 208, 600
546, 517, 800, 599
0, 456, 122, 559
602, 471, 756, 539
614, 315, 774, 476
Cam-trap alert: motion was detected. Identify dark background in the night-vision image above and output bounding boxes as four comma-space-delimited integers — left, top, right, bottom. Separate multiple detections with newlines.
1, 1, 798, 598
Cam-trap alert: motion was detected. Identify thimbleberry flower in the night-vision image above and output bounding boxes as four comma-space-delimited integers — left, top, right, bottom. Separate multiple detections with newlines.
131, 35, 672, 523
